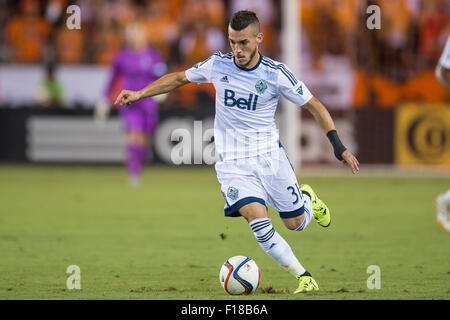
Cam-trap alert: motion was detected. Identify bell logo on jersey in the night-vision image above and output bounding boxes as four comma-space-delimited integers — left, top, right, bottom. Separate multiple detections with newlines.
224, 89, 259, 111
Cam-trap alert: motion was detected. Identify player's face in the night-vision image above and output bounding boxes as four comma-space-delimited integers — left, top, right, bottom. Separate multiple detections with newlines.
125, 23, 148, 50
228, 24, 263, 68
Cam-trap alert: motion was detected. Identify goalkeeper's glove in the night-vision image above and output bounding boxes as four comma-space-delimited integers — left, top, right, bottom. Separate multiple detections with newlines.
94, 97, 111, 125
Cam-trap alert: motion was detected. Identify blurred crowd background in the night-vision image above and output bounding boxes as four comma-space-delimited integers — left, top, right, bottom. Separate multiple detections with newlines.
0, 0, 449, 167
0, 0, 449, 109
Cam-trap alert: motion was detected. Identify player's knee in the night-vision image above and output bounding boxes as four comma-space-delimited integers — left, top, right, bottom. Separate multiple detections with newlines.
127, 131, 147, 145
239, 202, 268, 223
282, 216, 305, 231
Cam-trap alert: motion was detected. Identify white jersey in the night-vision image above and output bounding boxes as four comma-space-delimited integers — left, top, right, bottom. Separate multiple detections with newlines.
185, 51, 313, 161
439, 36, 450, 69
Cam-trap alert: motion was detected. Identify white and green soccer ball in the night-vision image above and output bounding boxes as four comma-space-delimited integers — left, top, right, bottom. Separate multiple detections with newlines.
219, 255, 260, 295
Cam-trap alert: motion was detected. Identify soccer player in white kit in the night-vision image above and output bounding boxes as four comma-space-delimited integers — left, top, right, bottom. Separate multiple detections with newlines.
115, 11, 360, 293
435, 34, 450, 233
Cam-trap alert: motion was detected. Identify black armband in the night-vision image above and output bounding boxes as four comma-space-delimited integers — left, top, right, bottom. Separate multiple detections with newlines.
326, 130, 347, 161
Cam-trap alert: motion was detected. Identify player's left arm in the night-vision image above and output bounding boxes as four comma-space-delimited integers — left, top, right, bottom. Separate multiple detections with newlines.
303, 97, 360, 174
276, 63, 359, 173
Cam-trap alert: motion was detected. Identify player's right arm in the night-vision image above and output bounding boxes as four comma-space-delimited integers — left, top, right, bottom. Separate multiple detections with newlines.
114, 71, 190, 106
115, 53, 216, 106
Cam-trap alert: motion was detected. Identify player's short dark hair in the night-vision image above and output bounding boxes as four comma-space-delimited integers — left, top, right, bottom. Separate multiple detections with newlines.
229, 10, 260, 32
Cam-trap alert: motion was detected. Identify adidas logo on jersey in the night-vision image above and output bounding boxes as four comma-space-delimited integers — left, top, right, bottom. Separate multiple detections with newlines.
220, 75, 229, 83
224, 89, 259, 111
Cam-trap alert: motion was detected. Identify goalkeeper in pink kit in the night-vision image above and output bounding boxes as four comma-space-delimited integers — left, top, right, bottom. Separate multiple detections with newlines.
95, 23, 167, 185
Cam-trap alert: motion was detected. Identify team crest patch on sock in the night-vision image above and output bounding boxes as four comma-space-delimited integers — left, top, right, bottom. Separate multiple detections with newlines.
227, 186, 239, 200
255, 79, 267, 94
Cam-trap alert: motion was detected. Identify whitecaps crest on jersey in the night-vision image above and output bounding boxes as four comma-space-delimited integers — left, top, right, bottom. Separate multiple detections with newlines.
255, 79, 268, 94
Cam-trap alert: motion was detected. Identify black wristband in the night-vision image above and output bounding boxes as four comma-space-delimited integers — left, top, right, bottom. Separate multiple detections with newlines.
326, 130, 347, 161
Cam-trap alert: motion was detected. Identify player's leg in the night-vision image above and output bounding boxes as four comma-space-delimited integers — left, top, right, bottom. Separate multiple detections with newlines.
125, 130, 147, 186
280, 183, 332, 229
216, 158, 308, 285
238, 202, 316, 291
257, 149, 320, 292
238, 201, 268, 222
263, 147, 330, 229
144, 134, 152, 161
300, 184, 331, 227
216, 157, 316, 292
281, 198, 314, 231
436, 189, 450, 233
120, 107, 148, 185
142, 104, 159, 163
260, 148, 315, 231
281, 215, 304, 230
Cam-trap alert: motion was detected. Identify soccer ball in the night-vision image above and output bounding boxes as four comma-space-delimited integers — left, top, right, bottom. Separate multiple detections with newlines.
219, 256, 260, 295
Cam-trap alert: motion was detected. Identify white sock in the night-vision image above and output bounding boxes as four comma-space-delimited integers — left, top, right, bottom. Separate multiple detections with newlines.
294, 194, 314, 231
249, 218, 306, 278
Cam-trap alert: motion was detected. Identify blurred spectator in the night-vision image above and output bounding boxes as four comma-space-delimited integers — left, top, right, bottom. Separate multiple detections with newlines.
167, 64, 215, 110
55, 27, 84, 63
111, 0, 138, 28
178, 19, 225, 65
378, 0, 411, 51
34, 64, 64, 108
204, 0, 226, 28
92, 21, 122, 65
229, 0, 279, 58
0, 0, 449, 109
4, 0, 50, 63
144, 0, 180, 63
229, 0, 276, 25
418, 0, 448, 64
300, 0, 353, 71
45, 0, 66, 25
176, 0, 226, 64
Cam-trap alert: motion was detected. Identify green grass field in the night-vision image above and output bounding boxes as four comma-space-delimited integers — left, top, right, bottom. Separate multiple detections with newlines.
0, 164, 449, 300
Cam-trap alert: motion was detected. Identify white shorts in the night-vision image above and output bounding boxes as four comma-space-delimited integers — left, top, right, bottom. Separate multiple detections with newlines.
215, 144, 305, 219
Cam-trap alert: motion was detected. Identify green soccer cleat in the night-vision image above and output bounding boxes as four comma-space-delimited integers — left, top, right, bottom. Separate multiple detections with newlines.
300, 184, 331, 227
294, 273, 319, 293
